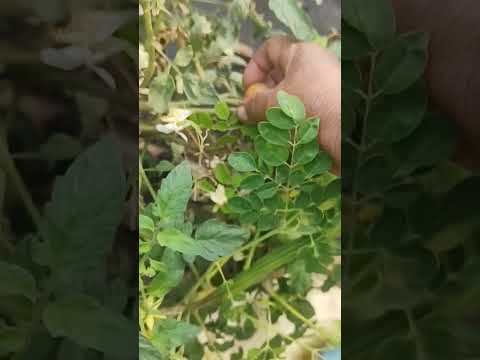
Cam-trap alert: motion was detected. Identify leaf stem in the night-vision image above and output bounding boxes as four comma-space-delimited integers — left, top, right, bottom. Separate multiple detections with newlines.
0, 118, 42, 231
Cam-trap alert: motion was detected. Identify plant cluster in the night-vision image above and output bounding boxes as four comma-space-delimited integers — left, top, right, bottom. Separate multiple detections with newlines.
140, 91, 341, 359
140, 1, 342, 358
342, 0, 480, 358
1, 1, 138, 359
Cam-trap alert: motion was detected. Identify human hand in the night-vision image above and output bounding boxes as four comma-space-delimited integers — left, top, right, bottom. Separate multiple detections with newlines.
392, 0, 480, 170
238, 36, 341, 175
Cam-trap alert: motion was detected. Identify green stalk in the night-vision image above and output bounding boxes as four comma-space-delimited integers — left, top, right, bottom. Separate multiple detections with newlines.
188, 238, 310, 310
0, 122, 42, 230
140, 0, 156, 87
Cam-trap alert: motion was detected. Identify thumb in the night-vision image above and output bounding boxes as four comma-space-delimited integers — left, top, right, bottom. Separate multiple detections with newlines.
238, 87, 278, 123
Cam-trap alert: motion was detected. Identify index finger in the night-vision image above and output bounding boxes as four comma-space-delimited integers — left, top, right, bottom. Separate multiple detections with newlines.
243, 36, 296, 89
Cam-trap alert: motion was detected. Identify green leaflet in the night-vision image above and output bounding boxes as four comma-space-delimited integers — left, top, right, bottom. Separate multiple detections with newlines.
374, 32, 429, 94
194, 220, 250, 261
148, 249, 185, 298
0, 326, 27, 357
266, 107, 296, 130
41, 135, 126, 277
0, 262, 36, 301
157, 216, 249, 261
255, 137, 289, 166
154, 160, 193, 223
277, 91, 305, 122
228, 152, 256, 172
157, 229, 203, 258
268, 0, 318, 42
148, 72, 175, 114
258, 122, 290, 146
150, 319, 200, 355
343, 0, 395, 49
43, 294, 137, 359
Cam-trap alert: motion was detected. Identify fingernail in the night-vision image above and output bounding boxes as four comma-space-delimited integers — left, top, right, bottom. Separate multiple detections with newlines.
237, 106, 247, 122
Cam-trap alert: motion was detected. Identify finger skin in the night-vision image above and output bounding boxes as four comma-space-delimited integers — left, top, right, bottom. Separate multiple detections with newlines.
241, 40, 341, 174
243, 36, 296, 89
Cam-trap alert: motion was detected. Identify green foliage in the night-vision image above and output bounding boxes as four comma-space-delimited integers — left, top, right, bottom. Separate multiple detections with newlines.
140, 0, 341, 357
0, 137, 136, 359
140, 94, 341, 357
342, 0, 480, 358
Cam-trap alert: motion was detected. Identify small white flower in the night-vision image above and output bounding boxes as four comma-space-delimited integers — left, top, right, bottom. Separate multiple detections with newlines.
209, 184, 228, 206
155, 108, 193, 142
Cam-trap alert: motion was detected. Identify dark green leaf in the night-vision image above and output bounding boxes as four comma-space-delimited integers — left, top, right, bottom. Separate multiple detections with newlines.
150, 319, 200, 354
43, 295, 136, 359
255, 137, 289, 166
266, 108, 295, 130
293, 141, 319, 165
0, 262, 36, 301
228, 152, 257, 172
343, 0, 395, 49
268, 0, 318, 41
148, 73, 175, 114
374, 32, 429, 94
154, 161, 192, 223
258, 122, 289, 146
277, 91, 305, 121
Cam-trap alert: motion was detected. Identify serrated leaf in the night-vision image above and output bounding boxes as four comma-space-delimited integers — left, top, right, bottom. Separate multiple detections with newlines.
43, 295, 136, 359
151, 319, 199, 355
154, 161, 192, 223
157, 229, 201, 257
148, 249, 184, 298
41, 135, 126, 277
194, 220, 249, 261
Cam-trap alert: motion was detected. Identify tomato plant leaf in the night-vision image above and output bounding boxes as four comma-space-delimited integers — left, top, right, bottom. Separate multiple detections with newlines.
194, 220, 249, 261
154, 161, 192, 224
43, 294, 137, 359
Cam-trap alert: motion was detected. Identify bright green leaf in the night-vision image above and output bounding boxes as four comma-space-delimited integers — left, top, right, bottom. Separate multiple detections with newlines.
255, 137, 289, 166
266, 107, 296, 130
258, 122, 290, 146
228, 152, 257, 172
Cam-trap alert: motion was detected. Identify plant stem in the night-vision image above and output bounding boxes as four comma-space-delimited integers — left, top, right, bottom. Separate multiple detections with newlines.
140, 0, 156, 87
0, 122, 42, 231
345, 53, 377, 280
